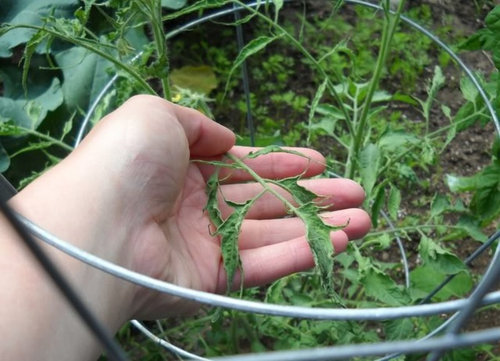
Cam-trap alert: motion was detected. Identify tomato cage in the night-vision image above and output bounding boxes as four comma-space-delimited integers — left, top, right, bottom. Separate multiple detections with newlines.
1, 1, 500, 360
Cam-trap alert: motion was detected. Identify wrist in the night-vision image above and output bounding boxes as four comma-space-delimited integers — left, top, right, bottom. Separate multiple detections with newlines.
8, 151, 139, 329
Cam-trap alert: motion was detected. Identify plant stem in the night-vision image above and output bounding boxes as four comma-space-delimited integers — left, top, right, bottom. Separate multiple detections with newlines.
149, 0, 172, 100
345, 0, 406, 179
20, 127, 74, 152
8, 24, 156, 95
366, 224, 467, 238
225, 153, 298, 212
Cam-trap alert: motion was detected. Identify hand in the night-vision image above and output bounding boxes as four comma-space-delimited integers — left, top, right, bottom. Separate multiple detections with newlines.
84, 93, 370, 318
1, 95, 370, 359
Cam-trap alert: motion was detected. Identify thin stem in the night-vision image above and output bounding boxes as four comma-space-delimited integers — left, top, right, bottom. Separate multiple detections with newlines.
345, 0, 406, 179
18, 127, 74, 152
366, 224, 467, 238
9, 24, 156, 95
225, 153, 298, 213
149, 0, 172, 100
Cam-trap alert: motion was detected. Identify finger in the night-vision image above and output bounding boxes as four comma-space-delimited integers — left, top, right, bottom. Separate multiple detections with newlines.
197, 146, 326, 182
217, 178, 365, 219
170, 102, 235, 156
322, 208, 372, 240
216, 230, 349, 292
238, 208, 371, 249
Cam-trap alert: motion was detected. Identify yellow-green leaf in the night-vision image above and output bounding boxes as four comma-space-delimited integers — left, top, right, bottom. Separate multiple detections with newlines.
170, 65, 218, 95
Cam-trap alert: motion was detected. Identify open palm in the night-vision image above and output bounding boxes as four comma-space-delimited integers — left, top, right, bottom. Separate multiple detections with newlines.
82, 96, 370, 318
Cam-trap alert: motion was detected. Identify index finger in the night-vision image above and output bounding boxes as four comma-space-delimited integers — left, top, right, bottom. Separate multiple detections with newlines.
170, 101, 236, 156
196, 146, 326, 182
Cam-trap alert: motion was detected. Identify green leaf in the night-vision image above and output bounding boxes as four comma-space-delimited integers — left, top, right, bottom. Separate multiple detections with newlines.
457, 216, 488, 243
54, 46, 113, 112
446, 174, 474, 193
272, 0, 284, 23
216, 198, 257, 291
460, 75, 479, 102
22, 30, 50, 94
307, 78, 328, 145
430, 193, 451, 218
0, 77, 63, 130
371, 233, 392, 250
205, 171, 223, 229
61, 117, 74, 140
0, 99, 32, 133
360, 266, 410, 306
387, 185, 401, 221
371, 90, 392, 103
441, 104, 452, 120
170, 65, 218, 95
224, 35, 280, 95
161, 0, 187, 9
378, 131, 418, 153
246, 145, 309, 160
306, 118, 337, 135
418, 235, 465, 274
443, 349, 477, 361
428, 66, 445, 97
371, 186, 385, 228
421, 66, 445, 120
485, 6, 500, 32
384, 319, 414, 341
0, 0, 79, 57
449, 166, 500, 191
279, 177, 343, 303
392, 92, 419, 106
446, 162, 500, 224
469, 164, 500, 220
206, 165, 262, 292
458, 29, 490, 51
315, 104, 345, 120
359, 143, 380, 198
410, 265, 473, 302
0, 143, 10, 172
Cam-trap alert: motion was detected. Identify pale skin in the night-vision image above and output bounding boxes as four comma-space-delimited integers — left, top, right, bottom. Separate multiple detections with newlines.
0, 95, 371, 360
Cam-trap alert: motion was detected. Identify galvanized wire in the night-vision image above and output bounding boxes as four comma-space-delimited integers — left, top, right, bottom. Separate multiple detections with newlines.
211, 327, 500, 361
130, 320, 209, 361
15, 212, 500, 321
